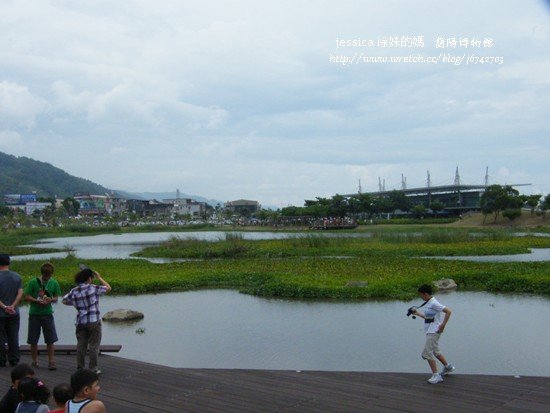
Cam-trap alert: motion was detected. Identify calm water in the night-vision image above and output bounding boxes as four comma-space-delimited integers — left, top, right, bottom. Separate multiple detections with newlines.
12, 231, 550, 263
18, 290, 550, 376
15, 231, 363, 261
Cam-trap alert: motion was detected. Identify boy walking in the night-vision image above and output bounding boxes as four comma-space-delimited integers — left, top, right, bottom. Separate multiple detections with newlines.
24, 262, 62, 370
62, 267, 111, 374
413, 284, 455, 384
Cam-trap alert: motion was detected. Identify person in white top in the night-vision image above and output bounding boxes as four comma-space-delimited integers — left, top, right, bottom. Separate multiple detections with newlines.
413, 284, 455, 384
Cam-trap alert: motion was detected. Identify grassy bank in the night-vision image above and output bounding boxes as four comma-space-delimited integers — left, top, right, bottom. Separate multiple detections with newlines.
134, 231, 550, 259
8, 227, 550, 300
9, 255, 550, 301
4, 226, 550, 300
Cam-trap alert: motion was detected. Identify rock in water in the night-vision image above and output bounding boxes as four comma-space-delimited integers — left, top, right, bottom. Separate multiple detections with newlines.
103, 309, 144, 322
433, 278, 458, 291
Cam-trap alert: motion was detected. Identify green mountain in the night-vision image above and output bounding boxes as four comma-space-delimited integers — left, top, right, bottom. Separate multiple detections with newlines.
0, 151, 111, 199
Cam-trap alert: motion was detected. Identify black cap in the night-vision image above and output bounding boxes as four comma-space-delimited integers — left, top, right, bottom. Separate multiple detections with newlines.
0, 254, 10, 266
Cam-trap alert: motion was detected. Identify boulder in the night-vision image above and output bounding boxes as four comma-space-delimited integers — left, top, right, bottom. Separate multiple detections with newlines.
102, 309, 144, 322
433, 278, 458, 291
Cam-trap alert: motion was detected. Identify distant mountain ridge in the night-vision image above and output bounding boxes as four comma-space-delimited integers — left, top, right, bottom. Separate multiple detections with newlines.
0, 151, 111, 198
0, 151, 223, 205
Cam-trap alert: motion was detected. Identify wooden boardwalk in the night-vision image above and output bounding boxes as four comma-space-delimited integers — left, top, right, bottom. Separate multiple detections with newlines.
1, 354, 548, 412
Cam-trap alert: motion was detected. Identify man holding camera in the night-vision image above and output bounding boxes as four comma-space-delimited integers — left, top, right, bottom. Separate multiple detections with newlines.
62, 266, 111, 374
412, 284, 455, 384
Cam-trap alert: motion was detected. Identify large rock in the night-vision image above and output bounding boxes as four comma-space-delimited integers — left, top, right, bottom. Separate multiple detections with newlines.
433, 278, 458, 291
103, 309, 144, 322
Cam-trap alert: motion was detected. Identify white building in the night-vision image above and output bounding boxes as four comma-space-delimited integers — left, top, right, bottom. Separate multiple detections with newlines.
163, 198, 207, 217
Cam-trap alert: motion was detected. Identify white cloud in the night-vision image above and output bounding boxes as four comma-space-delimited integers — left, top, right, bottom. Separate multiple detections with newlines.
0, 81, 48, 128
0, 0, 548, 204
0, 130, 23, 148
497, 59, 550, 85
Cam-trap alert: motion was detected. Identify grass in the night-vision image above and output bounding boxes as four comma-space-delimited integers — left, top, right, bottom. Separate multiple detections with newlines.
134, 231, 550, 259
8, 255, 550, 301
7, 226, 550, 301
3, 225, 550, 300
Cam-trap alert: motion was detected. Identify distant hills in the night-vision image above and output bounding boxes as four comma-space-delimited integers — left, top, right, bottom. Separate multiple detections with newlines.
0, 151, 111, 199
0, 151, 223, 205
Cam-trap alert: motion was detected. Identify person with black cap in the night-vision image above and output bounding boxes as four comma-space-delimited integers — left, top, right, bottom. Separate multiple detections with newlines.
0, 253, 24, 367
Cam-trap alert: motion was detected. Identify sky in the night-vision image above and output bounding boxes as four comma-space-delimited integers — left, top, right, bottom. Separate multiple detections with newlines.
0, 0, 549, 207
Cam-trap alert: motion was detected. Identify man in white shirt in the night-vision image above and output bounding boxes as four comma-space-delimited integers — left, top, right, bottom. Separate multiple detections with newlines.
413, 284, 455, 384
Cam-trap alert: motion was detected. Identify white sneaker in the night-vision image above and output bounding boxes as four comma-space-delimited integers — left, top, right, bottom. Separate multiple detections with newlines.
441, 364, 455, 376
428, 373, 443, 384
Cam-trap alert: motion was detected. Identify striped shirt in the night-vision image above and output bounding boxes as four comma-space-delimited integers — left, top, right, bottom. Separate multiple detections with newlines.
63, 283, 108, 325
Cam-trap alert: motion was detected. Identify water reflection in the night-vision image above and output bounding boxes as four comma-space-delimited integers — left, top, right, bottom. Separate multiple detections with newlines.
13, 231, 368, 261
12, 231, 550, 263
18, 289, 550, 376
427, 248, 550, 262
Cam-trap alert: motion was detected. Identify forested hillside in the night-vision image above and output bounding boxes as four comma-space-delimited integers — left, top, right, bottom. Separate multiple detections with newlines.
0, 151, 110, 198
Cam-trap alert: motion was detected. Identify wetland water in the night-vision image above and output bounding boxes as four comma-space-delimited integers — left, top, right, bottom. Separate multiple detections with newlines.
12, 231, 550, 263
12, 231, 550, 375
14, 231, 351, 261
18, 289, 550, 376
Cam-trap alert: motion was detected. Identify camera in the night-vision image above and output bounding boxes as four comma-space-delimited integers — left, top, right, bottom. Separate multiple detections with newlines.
406, 306, 417, 319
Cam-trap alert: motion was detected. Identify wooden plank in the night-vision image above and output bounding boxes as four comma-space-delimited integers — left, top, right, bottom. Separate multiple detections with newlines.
18, 344, 122, 354
0, 355, 548, 413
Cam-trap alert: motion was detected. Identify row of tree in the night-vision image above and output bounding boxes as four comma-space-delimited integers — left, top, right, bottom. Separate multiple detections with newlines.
480, 185, 550, 223
278, 186, 550, 222
280, 191, 445, 218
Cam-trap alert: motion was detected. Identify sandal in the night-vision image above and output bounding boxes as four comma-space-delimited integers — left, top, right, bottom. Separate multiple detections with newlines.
31, 361, 39, 368
48, 362, 57, 371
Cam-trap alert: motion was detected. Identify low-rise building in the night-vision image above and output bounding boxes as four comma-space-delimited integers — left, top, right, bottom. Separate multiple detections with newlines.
163, 198, 207, 217
74, 194, 108, 216
225, 199, 261, 215
126, 199, 172, 218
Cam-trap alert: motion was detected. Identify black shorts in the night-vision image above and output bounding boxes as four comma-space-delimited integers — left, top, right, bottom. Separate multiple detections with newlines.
27, 314, 59, 345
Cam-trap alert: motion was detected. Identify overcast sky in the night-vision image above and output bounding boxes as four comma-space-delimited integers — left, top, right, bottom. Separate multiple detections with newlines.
1, 1, 549, 207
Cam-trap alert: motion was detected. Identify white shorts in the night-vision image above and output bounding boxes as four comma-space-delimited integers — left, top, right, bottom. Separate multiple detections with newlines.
421, 333, 442, 360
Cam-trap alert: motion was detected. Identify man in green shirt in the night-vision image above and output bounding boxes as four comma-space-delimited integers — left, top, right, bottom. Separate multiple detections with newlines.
24, 262, 62, 370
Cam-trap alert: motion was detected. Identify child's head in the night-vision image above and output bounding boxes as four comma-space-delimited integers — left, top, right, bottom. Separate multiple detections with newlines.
71, 369, 101, 400
75, 268, 94, 284
417, 283, 433, 299
10, 363, 35, 386
53, 383, 73, 407
40, 262, 55, 279
18, 377, 50, 404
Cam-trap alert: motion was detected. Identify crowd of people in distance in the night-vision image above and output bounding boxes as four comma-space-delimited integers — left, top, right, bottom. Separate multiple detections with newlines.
0, 252, 111, 412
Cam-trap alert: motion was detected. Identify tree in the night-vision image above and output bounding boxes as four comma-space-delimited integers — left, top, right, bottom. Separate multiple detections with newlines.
372, 196, 393, 215
328, 194, 348, 217
387, 190, 411, 212
62, 197, 80, 216
502, 208, 521, 223
411, 204, 427, 218
525, 195, 542, 217
347, 193, 375, 217
430, 200, 445, 216
0, 206, 13, 218
541, 194, 550, 221
480, 185, 521, 224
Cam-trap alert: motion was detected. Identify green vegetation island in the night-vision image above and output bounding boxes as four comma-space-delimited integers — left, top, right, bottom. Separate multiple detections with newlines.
2, 216, 550, 301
